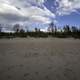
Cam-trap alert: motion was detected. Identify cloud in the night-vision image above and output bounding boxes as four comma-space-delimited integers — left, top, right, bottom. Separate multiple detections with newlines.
55, 0, 80, 15
0, 0, 55, 25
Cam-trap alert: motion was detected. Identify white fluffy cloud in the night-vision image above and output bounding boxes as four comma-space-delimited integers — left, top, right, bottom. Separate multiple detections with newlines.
0, 0, 55, 25
56, 0, 80, 15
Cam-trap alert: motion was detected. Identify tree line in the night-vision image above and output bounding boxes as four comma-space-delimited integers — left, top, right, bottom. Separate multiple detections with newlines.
0, 23, 80, 39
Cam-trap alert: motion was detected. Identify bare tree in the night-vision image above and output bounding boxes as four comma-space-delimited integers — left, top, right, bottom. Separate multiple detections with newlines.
0, 24, 2, 32
63, 25, 71, 33
35, 27, 38, 32
13, 24, 20, 33
49, 22, 54, 33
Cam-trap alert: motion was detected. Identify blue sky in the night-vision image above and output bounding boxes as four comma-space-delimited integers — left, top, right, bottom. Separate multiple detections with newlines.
56, 12, 80, 27
0, 0, 80, 31
44, 0, 80, 27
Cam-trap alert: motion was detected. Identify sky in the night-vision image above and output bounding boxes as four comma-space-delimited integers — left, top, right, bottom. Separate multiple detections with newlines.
0, 0, 80, 31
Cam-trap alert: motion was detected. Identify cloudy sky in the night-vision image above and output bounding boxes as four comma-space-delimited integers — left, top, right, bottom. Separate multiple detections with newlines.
0, 0, 80, 31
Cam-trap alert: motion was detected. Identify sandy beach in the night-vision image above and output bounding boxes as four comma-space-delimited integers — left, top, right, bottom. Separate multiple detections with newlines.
0, 38, 80, 80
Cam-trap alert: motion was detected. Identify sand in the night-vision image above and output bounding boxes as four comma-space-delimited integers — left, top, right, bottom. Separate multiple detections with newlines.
0, 38, 80, 80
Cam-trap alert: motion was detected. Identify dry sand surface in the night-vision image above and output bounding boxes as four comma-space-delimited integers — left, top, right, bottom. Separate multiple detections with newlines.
0, 38, 80, 80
